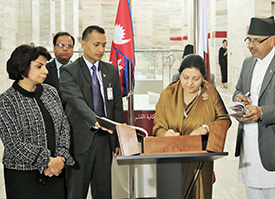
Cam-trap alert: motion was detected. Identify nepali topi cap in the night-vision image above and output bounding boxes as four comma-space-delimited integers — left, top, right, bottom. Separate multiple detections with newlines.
248, 16, 275, 36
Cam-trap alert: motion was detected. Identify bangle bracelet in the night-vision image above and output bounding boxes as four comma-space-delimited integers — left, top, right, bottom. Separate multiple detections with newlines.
202, 124, 209, 133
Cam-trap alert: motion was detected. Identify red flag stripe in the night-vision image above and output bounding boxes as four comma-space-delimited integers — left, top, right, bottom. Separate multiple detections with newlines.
109, 0, 135, 96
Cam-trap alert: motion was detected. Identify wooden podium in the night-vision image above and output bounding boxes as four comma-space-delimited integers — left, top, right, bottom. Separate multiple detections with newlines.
116, 152, 227, 199
115, 123, 229, 198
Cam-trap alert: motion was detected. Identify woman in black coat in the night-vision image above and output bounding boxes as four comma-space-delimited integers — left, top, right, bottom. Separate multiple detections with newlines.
0, 44, 74, 199
219, 39, 228, 88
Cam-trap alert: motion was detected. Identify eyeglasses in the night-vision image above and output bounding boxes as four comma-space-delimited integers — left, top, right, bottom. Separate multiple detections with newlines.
244, 36, 272, 46
55, 43, 74, 49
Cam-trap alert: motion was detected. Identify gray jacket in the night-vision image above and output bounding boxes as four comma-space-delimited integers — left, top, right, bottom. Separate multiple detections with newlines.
233, 54, 275, 171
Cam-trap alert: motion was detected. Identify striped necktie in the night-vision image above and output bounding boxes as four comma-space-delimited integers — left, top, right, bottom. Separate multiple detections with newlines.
57, 65, 63, 79
91, 65, 105, 117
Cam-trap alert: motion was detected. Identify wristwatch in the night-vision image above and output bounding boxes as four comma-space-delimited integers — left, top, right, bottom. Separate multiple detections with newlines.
202, 124, 209, 133
259, 112, 263, 121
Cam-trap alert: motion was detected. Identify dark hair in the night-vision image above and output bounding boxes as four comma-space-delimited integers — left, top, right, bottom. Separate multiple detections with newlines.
7, 44, 51, 80
182, 44, 194, 59
53, 32, 75, 46
222, 39, 227, 44
82, 25, 105, 41
178, 54, 206, 76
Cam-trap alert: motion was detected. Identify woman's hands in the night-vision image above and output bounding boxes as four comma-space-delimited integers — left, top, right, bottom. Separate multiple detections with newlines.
164, 129, 180, 136
190, 125, 209, 135
164, 125, 209, 136
44, 156, 65, 176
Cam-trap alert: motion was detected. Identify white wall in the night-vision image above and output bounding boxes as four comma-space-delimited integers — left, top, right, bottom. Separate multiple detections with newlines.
0, 0, 274, 92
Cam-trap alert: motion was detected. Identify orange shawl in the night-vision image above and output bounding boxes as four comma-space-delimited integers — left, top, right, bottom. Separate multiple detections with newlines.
153, 80, 231, 151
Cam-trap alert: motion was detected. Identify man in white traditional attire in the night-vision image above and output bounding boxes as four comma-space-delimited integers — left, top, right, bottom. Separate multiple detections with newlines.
233, 16, 275, 199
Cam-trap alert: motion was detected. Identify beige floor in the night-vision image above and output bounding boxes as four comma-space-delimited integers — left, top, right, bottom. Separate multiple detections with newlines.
0, 84, 246, 199
212, 85, 246, 199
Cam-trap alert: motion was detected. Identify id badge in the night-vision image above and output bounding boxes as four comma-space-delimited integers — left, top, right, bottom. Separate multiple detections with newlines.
107, 86, 113, 100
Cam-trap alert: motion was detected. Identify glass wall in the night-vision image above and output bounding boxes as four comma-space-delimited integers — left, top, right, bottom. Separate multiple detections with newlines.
50, 49, 183, 112
60, 49, 184, 94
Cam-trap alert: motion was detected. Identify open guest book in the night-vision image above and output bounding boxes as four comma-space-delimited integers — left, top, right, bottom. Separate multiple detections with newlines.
96, 115, 148, 156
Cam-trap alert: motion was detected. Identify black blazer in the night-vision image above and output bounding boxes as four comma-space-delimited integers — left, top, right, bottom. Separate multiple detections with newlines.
218, 47, 227, 66
44, 59, 59, 90
59, 57, 124, 154
44, 59, 67, 107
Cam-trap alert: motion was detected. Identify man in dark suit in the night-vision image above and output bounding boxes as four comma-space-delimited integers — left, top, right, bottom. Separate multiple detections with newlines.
59, 26, 124, 199
233, 16, 275, 199
44, 32, 75, 92
172, 44, 216, 87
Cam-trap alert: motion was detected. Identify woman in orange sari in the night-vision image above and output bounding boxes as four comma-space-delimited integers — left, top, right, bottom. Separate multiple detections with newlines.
153, 54, 231, 199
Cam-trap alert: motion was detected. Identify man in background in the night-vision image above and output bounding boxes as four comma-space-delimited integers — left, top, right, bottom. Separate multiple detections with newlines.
44, 31, 75, 92
172, 44, 215, 87
172, 44, 193, 81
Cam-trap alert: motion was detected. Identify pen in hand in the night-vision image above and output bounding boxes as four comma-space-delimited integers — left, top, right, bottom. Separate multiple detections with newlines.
167, 125, 180, 136
242, 92, 251, 114
244, 91, 250, 98
241, 91, 250, 103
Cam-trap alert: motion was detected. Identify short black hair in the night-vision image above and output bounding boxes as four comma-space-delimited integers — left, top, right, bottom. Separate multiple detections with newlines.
7, 44, 51, 81
82, 25, 105, 41
53, 31, 75, 46
182, 44, 194, 59
222, 39, 227, 43
178, 54, 206, 76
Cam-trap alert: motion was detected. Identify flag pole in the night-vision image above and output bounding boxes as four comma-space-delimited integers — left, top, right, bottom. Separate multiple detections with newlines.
127, 1, 134, 126
128, 43, 136, 199
193, 0, 198, 54
127, 2, 136, 199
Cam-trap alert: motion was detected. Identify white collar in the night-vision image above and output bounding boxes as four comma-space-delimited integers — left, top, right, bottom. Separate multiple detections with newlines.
82, 55, 99, 70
